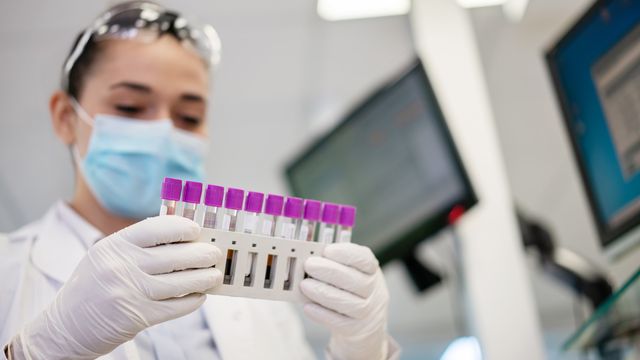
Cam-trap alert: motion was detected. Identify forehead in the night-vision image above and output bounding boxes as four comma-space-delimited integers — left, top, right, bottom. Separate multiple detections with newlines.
88, 36, 209, 96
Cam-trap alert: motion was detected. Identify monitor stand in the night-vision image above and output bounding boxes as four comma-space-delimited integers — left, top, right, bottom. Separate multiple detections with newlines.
401, 247, 443, 293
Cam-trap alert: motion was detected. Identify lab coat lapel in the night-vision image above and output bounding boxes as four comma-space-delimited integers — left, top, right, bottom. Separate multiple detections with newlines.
202, 295, 259, 360
30, 204, 87, 284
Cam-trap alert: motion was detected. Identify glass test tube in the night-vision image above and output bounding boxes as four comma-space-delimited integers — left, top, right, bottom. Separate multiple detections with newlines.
282, 197, 304, 290
159, 177, 182, 216
222, 188, 244, 231
261, 194, 284, 288
261, 194, 284, 236
242, 192, 265, 286
281, 197, 303, 239
337, 205, 356, 243
222, 188, 244, 285
297, 200, 321, 242
181, 181, 203, 221
241, 192, 265, 234
319, 203, 340, 244
203, 184, 224, 228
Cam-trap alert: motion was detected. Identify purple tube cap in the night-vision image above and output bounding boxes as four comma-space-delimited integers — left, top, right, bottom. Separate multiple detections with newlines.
182, 181, 203, 204
264, 194, 284, 216
303, 200, 322, 221
245, 191, 265, 213
284, 197, 304, 219
339, 205, 357, 228
161, 177, 182, 201
204, 184, 224, 207
225, 188, 245, 210
321, 203, 340, 225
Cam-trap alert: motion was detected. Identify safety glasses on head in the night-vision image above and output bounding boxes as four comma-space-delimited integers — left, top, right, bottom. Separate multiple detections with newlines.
62, 0, 221, 91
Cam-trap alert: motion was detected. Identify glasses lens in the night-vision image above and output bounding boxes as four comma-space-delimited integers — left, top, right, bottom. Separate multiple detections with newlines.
92, 6, 220, 66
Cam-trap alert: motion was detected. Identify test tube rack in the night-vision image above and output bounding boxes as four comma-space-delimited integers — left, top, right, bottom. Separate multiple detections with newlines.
201, 227, 326, 302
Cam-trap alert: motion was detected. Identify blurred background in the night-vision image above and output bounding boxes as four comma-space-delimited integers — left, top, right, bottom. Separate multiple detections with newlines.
1, 0, 639, 359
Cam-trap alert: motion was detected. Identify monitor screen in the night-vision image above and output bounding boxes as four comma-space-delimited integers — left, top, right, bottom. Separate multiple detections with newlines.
547, 0, 640, 248
286, 60, 476, 264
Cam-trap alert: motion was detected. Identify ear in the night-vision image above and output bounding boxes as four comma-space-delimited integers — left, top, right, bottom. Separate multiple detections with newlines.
49, 91, 77, 146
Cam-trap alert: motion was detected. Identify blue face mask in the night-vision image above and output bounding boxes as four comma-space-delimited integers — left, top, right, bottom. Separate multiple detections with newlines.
72, 100, 207, 219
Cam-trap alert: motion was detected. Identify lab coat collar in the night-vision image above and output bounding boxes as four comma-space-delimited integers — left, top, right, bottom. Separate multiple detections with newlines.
31, 201, 103, 284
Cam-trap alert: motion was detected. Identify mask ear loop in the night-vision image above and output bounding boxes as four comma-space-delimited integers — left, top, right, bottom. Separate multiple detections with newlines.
68, 97, 94, 169
69, 97, 95, 127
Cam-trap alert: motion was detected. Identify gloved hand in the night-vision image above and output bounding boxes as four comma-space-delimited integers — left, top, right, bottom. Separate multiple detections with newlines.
9, 216, 222, 360
301, 243, 390, 360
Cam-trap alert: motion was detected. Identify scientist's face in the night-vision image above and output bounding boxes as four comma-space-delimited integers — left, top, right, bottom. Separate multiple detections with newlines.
52, 35, 209, 156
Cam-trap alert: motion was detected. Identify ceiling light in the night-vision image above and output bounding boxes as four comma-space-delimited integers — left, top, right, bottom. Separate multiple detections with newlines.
317, 0, 411, 21
456, 0, 507, 8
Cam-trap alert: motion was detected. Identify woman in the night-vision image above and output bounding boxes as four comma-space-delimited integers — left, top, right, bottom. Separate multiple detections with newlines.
0, 1, 397, 359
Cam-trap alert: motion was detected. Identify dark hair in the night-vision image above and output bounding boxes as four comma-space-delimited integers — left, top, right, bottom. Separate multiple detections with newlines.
64, 33, 105, 100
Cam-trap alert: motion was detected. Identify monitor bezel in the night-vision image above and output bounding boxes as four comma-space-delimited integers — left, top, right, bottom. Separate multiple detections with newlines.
285, 58, 478, 265
545, 0, 640, 250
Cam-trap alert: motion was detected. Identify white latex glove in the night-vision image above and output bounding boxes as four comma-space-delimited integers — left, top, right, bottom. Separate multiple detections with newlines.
301, 243, 390, 360
9, 216, 222, 360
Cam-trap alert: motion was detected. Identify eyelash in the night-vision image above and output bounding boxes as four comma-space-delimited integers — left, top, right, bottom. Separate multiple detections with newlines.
115, 105, 201, 126
180, 116, 201, 126
115, 105, 141, 114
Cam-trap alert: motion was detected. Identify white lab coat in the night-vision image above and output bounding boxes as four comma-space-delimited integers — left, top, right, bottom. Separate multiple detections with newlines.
0, 202, 316, 360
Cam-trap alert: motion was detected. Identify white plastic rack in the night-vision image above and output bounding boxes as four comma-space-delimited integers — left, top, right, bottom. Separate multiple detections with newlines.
201, 227, 326, 302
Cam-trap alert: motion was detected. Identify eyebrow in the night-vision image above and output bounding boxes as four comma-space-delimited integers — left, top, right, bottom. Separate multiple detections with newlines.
181, 93, 206, 103
109, 81, 206, 103
110, 81, 152, 93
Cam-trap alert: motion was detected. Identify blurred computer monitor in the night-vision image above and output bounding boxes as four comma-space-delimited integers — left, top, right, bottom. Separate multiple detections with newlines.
285, 60, 477, 265
547, 0, 640, 258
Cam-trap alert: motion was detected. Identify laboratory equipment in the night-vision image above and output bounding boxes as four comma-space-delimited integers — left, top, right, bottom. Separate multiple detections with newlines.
240, 192, 264, 234
203, 184, 224, 229
337, 205, 356, 243
181, 181, 202, 221
160, 177, 182, 216
157, 177, 358, 302
298, 200, 321, 242
262, 194, 284, 237
547, 0, 640, 259
222, 188, 244, 232
285, 60, 477, 266
281, 197, 303, 239
319, 203, 340, 244
241, 191, 265, 286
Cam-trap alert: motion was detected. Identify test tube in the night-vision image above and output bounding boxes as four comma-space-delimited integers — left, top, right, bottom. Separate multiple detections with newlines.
281, 197, 303, 292
203, 184, 224, 229
260, 194, 284, 237
281, 197, 304, 239
181, 181, 203, 221
160, 177, 182, 216
337, 205, 357, 243
242, 192, 265, 286
261, 194, 283, 288
241, 192, 265, 234
319, 203, 340, 244
297, 200, 321, 242
222, 188, 244, 232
